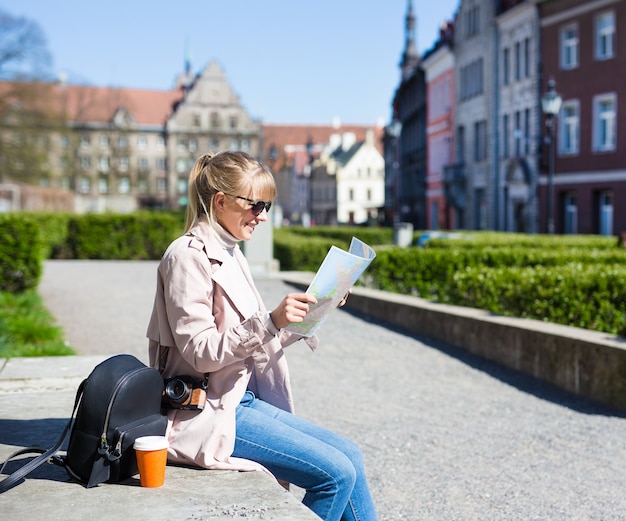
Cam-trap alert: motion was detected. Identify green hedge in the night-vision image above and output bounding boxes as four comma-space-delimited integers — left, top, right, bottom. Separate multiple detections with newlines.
66, 213, 181, 260
0, 214, 44, 292
368, 245, 626, 336
2, 212, 625, 337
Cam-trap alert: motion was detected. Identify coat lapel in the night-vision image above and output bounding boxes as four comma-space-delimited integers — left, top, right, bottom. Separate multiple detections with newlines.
191, 222, 259, 320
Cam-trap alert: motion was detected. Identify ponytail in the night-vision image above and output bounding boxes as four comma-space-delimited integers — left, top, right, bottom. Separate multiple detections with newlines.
185, 153, 213, 233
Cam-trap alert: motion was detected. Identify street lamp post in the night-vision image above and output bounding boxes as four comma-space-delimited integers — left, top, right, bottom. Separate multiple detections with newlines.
541, 78, 562, 234
306, 138, 314, 226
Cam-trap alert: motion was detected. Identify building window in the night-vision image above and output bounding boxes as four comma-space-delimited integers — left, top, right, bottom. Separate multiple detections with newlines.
593, 93, 616, 152
514, 41, 521, 81
524, 108, 530, 155
80, 155, 91, 170
502, 48, 510, 85
559, 100, 580, 155
192, 114, 201, 127
560, 24, 579, 69
60, 135, 70, 148
229, 116, 238, 129
502, 114, 509, 158
241, 139, 250, 152
79, 177, 91, 194
598, 191, 613, 236
177, 177, 187, 195
118, 177, 130, 194
100, 135, 109, 149
524, 38, 531, 78
474, 187, 487, 230
157, 178, 167, 193
138, 157, 148, 170
98, 156, 110, 172
430, 201, 439, 230
177, 138, 186, 151
119, 156, 129, 172
210, 112, 220, 128
188, 138, 197, 153
465, 5, 480, 37
138, 178, 148, 194
98, 177, 108, 194
230, 139, 238, 150
80, 135, 90, 148
137, 136, 147, 150
176, 158, 187, 173
210, 138, 219, 151
460, 58, 483, 100
514, 111, 522, 157
118, 135, 128, 148
563, 193, 577, 234
474, 120, 487, 162
157, 157, 166, 171
157, 135, 165, 149
595, 11, 615, 60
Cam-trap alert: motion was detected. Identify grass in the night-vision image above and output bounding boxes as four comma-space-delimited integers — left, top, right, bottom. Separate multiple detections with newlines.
0, 290, 75, 358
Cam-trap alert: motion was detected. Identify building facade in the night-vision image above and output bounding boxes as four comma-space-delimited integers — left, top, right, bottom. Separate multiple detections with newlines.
0, 61, 262, 213
422, 23, 456, 230
497, 0, 541, 233
538, 0, 625, 235
311, 129, 385, 225
391, 0, 428, 228
261, 124, 383, 226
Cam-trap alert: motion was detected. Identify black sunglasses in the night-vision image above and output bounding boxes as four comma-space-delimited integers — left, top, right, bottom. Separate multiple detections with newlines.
235, 196, 272, 216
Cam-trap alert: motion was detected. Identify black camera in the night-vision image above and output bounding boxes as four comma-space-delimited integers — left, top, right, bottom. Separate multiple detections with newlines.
162, 375, 208, 410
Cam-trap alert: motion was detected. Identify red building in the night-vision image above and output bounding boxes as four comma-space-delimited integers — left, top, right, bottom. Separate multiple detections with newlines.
539, 0, 626, 235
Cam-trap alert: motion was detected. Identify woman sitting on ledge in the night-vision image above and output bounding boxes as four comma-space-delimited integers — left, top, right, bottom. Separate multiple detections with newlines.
147, 151, 378, 521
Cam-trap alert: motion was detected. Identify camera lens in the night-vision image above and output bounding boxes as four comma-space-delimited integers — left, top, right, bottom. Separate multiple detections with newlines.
165, 378, 190, 403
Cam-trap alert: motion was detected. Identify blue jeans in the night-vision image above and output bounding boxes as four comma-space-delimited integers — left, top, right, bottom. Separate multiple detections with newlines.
233, 391, 378, 521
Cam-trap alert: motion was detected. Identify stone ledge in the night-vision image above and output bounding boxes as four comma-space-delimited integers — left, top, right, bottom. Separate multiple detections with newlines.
279, 272, 626, 412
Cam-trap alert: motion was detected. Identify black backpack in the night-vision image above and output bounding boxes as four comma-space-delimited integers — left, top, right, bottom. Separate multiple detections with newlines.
0, 354, 167, 493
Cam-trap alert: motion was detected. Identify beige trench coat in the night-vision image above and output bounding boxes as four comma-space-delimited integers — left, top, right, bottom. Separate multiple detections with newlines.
146, 220, 314, 471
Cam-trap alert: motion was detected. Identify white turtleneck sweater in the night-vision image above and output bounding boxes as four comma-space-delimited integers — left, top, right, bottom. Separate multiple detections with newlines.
212, 222, 280, 335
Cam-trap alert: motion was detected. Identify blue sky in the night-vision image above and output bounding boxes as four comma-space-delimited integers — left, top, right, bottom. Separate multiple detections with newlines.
7, 0, 460, 126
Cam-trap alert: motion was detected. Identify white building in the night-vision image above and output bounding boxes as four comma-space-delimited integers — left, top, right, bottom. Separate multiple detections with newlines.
312, 129, 385, 225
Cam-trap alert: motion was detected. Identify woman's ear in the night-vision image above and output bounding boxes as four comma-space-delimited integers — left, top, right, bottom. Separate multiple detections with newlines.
213, 191, 226, 214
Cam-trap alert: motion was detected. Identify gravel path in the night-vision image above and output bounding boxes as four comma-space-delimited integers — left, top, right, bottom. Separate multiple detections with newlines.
40, 260, 626, 520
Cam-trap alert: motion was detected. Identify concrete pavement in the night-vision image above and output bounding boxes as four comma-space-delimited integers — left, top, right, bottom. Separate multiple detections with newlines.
2, 260, 626, 520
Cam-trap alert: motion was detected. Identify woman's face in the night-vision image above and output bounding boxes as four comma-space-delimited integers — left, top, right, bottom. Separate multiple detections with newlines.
215, 192, 270, 241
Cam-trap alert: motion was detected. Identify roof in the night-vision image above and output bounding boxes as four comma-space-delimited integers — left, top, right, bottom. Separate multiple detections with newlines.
0, 80, 185, 128
262, 124, 383, 171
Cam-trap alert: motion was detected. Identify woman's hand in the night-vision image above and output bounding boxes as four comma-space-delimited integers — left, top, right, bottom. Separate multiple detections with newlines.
270, 293, 317, 330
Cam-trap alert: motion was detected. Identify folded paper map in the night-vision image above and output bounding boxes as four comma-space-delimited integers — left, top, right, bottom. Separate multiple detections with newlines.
286, 237, 376, 337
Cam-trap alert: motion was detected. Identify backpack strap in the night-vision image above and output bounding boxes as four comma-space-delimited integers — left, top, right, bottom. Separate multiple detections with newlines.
0, 378, 86, 494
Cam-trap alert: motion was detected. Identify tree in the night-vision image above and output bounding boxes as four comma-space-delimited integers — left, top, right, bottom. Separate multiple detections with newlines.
0, 8, 51, 81
0, 8, 58, 186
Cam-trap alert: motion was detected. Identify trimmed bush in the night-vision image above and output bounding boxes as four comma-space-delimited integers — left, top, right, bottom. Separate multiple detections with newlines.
67, 212, 182, 260
0, 214, 44, 292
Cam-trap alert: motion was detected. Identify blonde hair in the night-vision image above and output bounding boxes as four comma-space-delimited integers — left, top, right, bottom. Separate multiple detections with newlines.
185, 151, 277, 232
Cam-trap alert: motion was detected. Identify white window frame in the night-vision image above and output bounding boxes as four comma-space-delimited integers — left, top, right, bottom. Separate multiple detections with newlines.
599, 191, 613, 236
560, 24, 579, 70
564, 193, 577, 234
559, 100, 580, 156
595, 11, 615, 60
593, 93, 617, 152
118, 177, 130, 194
99, 156, 110, 173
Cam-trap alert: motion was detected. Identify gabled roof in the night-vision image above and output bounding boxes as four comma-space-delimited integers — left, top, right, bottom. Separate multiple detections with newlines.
329, 141, 362, 167
0, 80, 185, 128
56, 84, 184, 127
262, 124, 383, 171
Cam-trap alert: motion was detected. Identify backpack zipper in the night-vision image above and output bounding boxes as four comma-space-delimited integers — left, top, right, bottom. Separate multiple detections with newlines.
97, 366, 146, 458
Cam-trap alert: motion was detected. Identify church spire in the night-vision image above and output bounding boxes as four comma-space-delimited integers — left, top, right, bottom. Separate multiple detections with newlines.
400, 0, 419, 80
